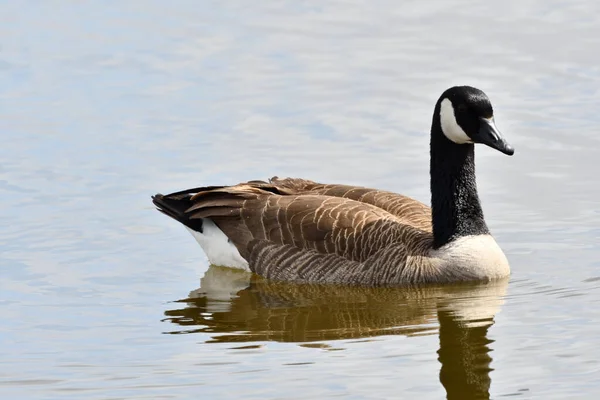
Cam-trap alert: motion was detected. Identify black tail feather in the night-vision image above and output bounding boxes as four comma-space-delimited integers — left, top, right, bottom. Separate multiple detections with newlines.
152, 193, 204, 233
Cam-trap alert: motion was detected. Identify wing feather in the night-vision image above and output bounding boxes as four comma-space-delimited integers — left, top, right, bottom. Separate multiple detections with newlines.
268, 177, 431, 231
157, 178, 433, 271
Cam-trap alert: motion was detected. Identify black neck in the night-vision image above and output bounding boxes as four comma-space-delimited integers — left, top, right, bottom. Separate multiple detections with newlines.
430, 115, 489, 248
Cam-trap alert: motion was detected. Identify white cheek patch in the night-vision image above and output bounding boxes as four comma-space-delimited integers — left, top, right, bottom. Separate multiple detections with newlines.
440, 98, 473, 144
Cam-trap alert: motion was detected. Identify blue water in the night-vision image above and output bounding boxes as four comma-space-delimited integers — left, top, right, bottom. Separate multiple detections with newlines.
2, 1, 600, 399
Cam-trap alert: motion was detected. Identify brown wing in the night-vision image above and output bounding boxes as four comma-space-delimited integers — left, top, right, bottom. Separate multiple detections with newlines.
256, 177, 432, 232
154, 178, 434, 284
157, 180, 430, 258
196, 189, 425, 257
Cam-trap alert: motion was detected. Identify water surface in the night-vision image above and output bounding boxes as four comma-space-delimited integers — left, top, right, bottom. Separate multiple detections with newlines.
1, 1, 600, 399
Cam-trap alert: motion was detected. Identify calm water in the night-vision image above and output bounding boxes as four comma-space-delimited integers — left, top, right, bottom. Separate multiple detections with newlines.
1, 1, 600, 399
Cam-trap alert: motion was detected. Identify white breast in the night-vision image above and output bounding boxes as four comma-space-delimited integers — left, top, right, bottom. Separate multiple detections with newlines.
430, 234, 510, 280
186, 219, 249, 271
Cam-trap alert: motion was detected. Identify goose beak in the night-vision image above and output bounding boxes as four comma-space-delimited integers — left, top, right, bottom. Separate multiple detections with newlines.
474, 117, 514, 156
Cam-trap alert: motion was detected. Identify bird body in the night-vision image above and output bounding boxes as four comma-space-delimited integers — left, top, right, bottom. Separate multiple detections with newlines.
153, 86, 514, 286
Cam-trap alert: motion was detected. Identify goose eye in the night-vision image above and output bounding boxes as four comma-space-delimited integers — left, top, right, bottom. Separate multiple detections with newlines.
456, 104, 468, 113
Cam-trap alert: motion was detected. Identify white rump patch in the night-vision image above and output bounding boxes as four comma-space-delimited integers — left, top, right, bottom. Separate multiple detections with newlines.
440, 98, 473, 144
186, 219, 249, 271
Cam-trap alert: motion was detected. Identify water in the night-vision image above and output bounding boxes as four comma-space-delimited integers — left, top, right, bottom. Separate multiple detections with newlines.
1, 1, 600, 399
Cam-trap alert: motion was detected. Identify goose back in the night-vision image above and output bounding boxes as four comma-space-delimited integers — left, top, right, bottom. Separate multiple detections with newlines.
264, 177, 432, 230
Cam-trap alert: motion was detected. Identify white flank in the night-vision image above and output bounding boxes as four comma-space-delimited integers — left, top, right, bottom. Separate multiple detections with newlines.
186, 219, 249, 271
439, 98, 473, 144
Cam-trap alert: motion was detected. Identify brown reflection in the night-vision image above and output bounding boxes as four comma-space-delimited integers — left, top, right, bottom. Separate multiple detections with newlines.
164, 265, 507, 399
438, 308, 494, 400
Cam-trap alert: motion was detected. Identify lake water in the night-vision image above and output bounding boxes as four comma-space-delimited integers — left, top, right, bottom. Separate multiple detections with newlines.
1, 1, 600, 399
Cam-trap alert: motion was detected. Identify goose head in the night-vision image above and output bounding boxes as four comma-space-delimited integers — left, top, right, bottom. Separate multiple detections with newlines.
436, 86, 514, 156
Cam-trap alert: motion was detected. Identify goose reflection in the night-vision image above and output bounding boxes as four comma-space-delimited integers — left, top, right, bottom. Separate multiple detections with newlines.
164, 265, 507, 399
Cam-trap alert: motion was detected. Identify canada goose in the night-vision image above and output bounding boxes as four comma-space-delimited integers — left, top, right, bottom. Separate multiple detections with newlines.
152, 86, 514, 286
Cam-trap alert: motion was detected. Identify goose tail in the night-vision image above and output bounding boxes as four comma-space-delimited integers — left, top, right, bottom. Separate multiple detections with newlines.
151, 193, 204, 233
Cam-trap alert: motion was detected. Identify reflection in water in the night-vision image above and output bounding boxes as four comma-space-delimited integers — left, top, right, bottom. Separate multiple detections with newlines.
164, 266, 507, 399
438, 309, 494, 400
